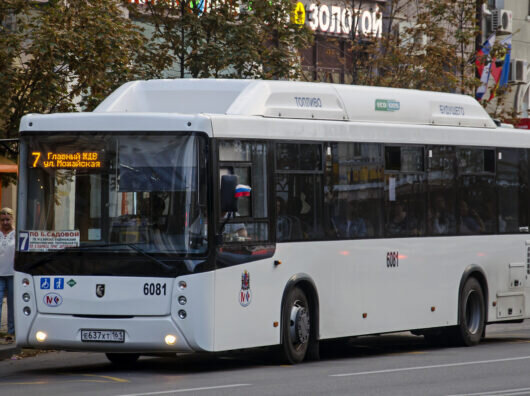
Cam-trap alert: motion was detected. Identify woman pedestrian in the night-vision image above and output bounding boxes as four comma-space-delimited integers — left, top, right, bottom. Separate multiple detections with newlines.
0, 207, 15, 341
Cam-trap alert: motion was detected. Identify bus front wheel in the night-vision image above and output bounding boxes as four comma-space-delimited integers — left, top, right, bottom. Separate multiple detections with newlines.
281, 287, 311, 364
105, 352, 140, 366
454, 277, 485, 346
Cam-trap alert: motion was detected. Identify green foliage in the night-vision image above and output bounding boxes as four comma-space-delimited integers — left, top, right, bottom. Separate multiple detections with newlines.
340, 0, 480, 95
0, 0, 170, 140
139, 0, 313, 79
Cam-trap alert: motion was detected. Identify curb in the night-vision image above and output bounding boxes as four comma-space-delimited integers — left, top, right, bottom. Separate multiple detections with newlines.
0, 344, 20, 361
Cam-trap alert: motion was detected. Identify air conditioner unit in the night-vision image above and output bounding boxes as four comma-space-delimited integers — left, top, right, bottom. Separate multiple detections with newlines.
509, 59, 528, 83
491, 9, 513, 34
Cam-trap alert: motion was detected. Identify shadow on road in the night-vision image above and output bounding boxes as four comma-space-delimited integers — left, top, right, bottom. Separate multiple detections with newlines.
5, 327, 530, 379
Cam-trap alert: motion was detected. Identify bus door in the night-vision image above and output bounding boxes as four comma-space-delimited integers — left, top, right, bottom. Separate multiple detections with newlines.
213, 139, 277, 350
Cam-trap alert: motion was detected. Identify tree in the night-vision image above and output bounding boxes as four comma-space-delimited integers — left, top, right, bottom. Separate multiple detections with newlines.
0, 0, 169, 140
327, 0, 479, 93
138, 0, 313, 79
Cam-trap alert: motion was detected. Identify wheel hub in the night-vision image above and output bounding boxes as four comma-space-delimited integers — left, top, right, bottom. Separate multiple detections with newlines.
289, 304, 310, 345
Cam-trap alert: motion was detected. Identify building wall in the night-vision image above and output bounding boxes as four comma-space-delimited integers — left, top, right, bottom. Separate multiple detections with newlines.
506, 0, 530, 117
485, 0, 530, 118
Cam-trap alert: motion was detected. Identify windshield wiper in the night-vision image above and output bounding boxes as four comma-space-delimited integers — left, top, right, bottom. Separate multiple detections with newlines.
121, 243, 173, 271
22, 243, 172, 271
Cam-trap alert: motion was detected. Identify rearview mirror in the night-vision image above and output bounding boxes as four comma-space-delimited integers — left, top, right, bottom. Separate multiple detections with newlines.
220, 174, 238, 212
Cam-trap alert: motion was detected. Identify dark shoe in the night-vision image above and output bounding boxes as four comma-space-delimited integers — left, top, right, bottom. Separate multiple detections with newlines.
4, 336, 13, 342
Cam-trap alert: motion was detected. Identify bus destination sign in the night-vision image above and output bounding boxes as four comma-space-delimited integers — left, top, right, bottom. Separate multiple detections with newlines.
31, 151, 102, 169
19, 230, 80, 252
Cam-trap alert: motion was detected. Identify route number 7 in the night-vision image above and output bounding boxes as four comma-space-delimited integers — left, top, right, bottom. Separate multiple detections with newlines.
32, 152, 41, 168
19, 231, 29, 251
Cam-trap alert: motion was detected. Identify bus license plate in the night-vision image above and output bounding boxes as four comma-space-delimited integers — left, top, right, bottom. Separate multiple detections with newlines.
81, 329, 125, 343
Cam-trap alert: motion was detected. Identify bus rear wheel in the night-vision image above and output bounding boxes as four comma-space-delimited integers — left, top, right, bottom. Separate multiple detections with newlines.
105, 353, 140, 366
453, 277, 485, 346
281, 287, 311, 364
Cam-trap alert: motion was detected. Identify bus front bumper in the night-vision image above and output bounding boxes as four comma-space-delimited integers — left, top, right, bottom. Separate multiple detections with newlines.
17, 314, 194, 353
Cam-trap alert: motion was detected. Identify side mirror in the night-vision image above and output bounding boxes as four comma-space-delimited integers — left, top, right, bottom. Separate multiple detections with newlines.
220, 174, 238, 212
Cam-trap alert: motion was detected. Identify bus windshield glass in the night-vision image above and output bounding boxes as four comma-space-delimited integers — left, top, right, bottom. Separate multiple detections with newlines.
23, 133, 208, 255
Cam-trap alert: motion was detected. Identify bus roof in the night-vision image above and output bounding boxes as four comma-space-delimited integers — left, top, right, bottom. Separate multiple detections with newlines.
94, 79, 496, 129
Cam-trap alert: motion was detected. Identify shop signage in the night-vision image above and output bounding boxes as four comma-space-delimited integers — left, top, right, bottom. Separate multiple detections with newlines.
305, 2, 382, 38
127, 1, 382, 38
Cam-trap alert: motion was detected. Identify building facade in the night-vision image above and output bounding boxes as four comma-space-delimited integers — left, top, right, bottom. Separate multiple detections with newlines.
483, 0, 530, 121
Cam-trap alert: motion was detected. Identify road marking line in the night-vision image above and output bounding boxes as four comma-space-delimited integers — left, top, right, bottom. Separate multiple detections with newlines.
117, 383, 251, 395
68, 380, 111, 383
330, 355, 530, 377
83, 374, 129, 383
0, 381, 48, 385
448, 387, 530, 396
501, 392, 530, 396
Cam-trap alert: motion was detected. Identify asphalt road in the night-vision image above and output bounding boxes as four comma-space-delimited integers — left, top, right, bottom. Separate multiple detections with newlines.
1, 322, 530, 396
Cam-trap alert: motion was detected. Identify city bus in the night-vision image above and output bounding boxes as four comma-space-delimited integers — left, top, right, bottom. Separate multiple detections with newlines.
13, 79, 530, 365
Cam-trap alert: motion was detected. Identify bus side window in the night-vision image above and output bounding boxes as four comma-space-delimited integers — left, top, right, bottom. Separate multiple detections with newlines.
275, 142, 324, 241
384, 145, 426, 237
324, 142, 384, 239
497, 149, 529, 233
427, 146, 457, 236
457, 148, 496, 234
218, 140, 269, 243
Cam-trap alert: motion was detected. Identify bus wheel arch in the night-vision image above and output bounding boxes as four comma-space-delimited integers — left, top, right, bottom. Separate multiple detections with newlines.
455, 265, 489, 346
280, 274, 320, 363
458, 265, 489, 325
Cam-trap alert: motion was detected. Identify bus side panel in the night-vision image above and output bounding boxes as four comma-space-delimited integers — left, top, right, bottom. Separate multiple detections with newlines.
212, 241, 351, 351
212, 258, 282, 351
211, 235, 528, 352
353, 238, 457, 336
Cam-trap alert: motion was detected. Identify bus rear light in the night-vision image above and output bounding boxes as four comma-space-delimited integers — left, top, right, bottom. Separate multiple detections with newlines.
36, 331, 47, 342
431, 306, 436, 312
165, 334, 177, 345
178, 281, 187, 290
23, 306, 31, 316
362, 313, 367, 319
178, 296, 187, 305
22, 293, 31, 302
22, 278, 30, 287
178, 310, 187, 319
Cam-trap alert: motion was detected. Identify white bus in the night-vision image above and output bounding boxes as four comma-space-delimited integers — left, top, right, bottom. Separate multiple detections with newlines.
14, 79, 530, 365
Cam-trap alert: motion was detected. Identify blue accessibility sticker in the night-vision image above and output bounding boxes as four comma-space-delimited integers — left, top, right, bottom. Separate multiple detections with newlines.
40, 277, 51, 290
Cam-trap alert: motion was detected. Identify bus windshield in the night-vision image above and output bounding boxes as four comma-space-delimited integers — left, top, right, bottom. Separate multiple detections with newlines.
22, 133, 208, 255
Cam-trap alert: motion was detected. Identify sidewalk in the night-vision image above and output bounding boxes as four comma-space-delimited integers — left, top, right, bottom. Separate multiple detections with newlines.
0, 297, 19, 360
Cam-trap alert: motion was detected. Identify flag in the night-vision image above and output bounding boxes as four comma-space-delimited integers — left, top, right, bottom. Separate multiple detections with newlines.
475, 34, 496, 100
489, 35, 512, 101
475, 33, 496, 77
235, 184, 251, 198
476, 62, 493, 101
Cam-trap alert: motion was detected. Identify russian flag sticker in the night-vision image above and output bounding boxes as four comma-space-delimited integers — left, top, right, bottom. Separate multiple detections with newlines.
235, 184, 251, 198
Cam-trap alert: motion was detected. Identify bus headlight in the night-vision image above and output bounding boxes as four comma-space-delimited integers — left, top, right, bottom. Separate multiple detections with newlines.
178, 310, 187, 319
23, 306, 31, 316
22, 278, 30, 287
165, 334, 177, 345
178, 296, 187, 305
22, 293, 31, 302
36, 331, 47, 342
178, 281, 187, 290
